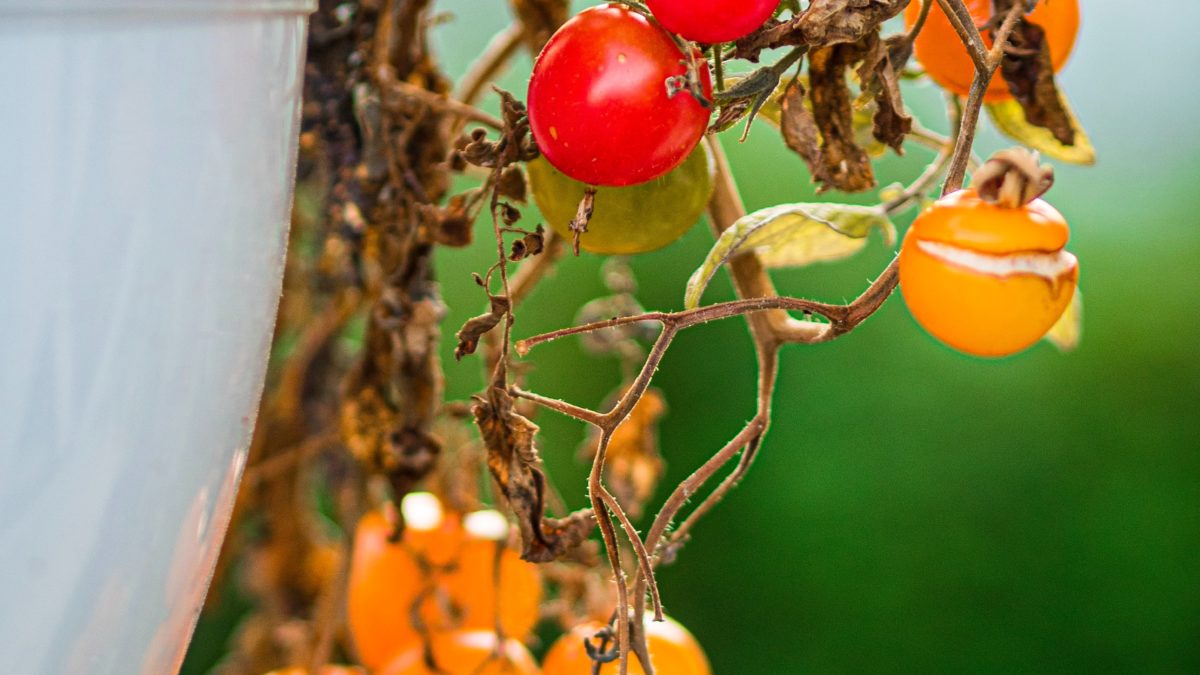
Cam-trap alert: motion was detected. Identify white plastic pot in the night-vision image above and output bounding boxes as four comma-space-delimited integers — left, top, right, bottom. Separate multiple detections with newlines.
0, 1, 314, 672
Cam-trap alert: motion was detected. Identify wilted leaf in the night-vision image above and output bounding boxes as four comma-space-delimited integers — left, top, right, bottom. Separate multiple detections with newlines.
996, 10, 1075, 145
986, 97, 1095, 165
684, 202, 895, 309
856, 32, 911, 152
474, 384, 595, 562
582, 388, 667, 519
454, 290, 509, 360
802, 45, 876, 192
509, 224, 545, 261
796, 0, 907, 45
1045, 287, 1082, 352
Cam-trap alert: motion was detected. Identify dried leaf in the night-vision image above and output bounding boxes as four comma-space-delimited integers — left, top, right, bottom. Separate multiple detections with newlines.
986, 96, 1095, 165
454, 292, 509, 360
582, 389, 667, 520
858, 33, 912, 152
997, 12, 1075, 145
796, 0, 908, 46
509, 225, 545, 261
795, 46, 876, 192
1044, 287, 1082, 352
684, 202, 895, 308
474, 385, 595, 562
497, 164, 528, 203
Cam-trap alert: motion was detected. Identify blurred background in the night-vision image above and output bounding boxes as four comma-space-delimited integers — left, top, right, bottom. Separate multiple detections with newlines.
187, 1, 1200, 672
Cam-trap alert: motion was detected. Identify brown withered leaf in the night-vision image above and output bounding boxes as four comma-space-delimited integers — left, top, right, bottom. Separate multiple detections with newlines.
996, 7, 1075, 145
427, 192, 475, 247
796, 0, 908, 46
509, 224, 545, 261
474, 384, 595, 562
732, 0, 906, 61
454, 287, 509, 360
581, 388, 667, 519
785, 46, 875, 192
780, 79, 825, 181
860, 33, 912, 152
496, 164, 527, 203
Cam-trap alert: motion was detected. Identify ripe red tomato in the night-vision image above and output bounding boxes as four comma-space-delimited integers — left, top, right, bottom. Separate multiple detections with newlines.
528, 4, 713, 187
646, 0, 779, 44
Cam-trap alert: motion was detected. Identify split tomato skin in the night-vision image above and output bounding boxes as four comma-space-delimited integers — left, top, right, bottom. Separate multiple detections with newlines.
898, 189, 1079, 357
528, 4, 713, 187
646, 0, 779, 44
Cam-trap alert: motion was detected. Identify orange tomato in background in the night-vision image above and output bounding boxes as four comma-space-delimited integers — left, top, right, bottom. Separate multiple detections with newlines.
905, 0, 1079, 101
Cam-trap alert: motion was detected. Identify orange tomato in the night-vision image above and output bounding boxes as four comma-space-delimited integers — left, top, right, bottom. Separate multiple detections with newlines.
898, 188, 1078, 357
905, 0, 1079, 102
380, 630, 540, 675
542, 616, 711, 675
347, 494, 543, 670
265, 662, 367, 667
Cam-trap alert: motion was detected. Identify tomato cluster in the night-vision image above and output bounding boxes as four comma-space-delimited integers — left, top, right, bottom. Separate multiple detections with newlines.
341, 491, 711, 674
346, 493, 542, 671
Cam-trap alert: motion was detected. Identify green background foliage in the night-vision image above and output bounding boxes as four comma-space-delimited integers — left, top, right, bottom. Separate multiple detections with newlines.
187, 2, 1200, 672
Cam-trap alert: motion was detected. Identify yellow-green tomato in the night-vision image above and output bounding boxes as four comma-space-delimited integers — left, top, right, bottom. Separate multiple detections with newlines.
527, 143, 714, 255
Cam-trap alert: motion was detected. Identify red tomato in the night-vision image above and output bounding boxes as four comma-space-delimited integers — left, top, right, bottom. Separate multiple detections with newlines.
528, 4, 713, 187
646, 0, 779, 44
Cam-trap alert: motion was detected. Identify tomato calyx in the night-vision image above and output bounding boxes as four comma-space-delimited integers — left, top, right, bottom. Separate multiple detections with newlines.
972, 147, 1055, 208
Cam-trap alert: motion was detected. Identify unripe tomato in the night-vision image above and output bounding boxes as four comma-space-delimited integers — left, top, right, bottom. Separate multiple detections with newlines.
528, 4, 713, 187
646, 0, 779, 44
542, 616, 711, 675
527, 143, 713, 255
904, 0, 1079, 102
346, 494, 543, 671
898, 189, 1078, 357
380, 631, 540, 675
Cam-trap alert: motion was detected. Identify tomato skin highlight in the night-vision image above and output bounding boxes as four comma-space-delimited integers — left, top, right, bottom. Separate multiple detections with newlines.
898, 189, 1079, 358
905, 0, 1079, 102
646, 0, 779, 44
528, 4, 712, 187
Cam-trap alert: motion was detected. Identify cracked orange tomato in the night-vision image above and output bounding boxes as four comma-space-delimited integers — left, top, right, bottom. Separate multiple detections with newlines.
346, 493, 542, 670
898, 188, 1078, 357
905, 0, 1079, 102
528, 4, 712, 187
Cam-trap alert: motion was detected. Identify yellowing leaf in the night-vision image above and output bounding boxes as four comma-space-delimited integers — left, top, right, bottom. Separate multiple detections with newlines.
1044, 287, 1083, 352
684, 203, 895, 309
987, 96, 1095, 165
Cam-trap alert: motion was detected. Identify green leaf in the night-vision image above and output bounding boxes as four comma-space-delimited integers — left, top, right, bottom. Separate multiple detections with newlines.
1044, 287, 1082, 352
683, 203, 895, 309
987, 95, 1096, 165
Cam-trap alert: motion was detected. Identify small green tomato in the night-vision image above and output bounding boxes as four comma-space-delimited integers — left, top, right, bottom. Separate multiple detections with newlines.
527, 143, 714, 255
